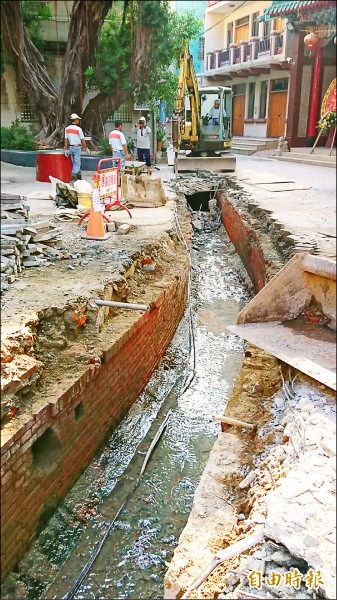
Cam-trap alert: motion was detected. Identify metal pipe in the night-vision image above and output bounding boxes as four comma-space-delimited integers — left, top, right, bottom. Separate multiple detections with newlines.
95, 299, 149, 311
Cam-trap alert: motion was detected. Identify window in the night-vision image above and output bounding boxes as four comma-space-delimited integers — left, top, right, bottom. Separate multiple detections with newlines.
248, 82, 255, 118
198, 38, 205, 61
271, 78, 288, 92
20, 92, 39, 122
108, 99, 133, 122
235, 15, 249, 43
233, 83, 246, 96
259, 81, 268, 118
264, 19, 272, 37
227, 23, 233, 45
236, 16, 249, 27
251, 12, 259, 37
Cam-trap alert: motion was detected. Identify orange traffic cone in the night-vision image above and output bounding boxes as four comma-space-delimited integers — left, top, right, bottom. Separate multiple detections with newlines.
81, 173, 110, 240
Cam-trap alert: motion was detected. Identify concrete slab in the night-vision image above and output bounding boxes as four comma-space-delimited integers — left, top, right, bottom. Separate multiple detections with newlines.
234, 155, 336, 260
228, 322, 336, 390
176, 155, 236, 172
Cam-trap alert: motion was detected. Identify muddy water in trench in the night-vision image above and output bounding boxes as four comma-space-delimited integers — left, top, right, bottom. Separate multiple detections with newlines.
19, 222, 250, 600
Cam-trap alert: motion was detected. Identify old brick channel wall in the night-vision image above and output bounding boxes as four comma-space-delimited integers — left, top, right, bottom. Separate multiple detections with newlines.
1, 190, 273, 580
217, 192, 267, 293
1, 264, 189, 579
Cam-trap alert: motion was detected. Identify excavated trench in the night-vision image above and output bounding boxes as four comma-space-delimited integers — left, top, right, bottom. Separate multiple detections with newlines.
2, 187, 257, 599
2, 174, 335, 600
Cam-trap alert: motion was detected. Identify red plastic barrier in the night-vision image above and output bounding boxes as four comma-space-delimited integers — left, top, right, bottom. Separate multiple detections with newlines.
36, 150, 73, 183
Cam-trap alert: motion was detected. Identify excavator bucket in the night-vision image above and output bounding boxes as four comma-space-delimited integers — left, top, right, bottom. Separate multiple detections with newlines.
227, 253, 336, 390
175, 153, 236, 173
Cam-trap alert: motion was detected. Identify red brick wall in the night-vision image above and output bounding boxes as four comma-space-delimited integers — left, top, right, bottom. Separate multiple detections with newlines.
217, 192, 266, 293
1, 264, 189, 579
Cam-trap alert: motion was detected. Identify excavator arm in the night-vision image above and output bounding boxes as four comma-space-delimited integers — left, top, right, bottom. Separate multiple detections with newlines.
172, 41, 200, 153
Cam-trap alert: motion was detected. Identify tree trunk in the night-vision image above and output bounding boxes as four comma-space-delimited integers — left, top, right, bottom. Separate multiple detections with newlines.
50, 0, 112, 144
1, 0, 156, 146
82, 90, 133, 140
81, 17, 154, 139
1, 0, 112, 147
1, 1, 58, 135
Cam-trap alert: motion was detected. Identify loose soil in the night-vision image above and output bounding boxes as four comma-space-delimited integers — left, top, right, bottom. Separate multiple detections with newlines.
1, 199, 192, 437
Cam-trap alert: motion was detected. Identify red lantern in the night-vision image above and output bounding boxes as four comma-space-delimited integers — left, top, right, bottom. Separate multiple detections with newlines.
304, 32, 320, 57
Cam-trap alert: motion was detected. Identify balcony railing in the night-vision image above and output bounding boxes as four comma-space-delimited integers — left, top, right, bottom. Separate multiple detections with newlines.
206, 31, 285, 72
220, 49, 229, 66
258, 36, 270, 54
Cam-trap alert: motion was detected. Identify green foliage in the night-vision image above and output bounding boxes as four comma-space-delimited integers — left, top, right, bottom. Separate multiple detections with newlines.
20, 1, 52, 55
1, 0, 52, 72
136, 9, 203, 109
98, 136, 111, 156
156, 127, 165, 141
0, 120, 36, 150
84, 2, 203, 110
127, 138, 135, 154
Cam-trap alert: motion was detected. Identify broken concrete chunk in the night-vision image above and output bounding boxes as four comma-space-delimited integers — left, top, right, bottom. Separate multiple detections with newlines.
37, 243, 61, 257
22, 260, 43, 267
1, 223, 24, 232
239, 470, 257, 489
22, 227, 37, 237
117, 224, 132, 235
192, 219, 203, 231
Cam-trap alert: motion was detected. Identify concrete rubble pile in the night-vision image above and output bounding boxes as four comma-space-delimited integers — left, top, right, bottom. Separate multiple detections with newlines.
219, 381, 336, 600
1, 217, 64, 293
1, 193, 29, 221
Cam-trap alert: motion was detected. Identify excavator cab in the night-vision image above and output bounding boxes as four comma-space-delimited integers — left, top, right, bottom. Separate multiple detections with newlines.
199, 87, 232, 154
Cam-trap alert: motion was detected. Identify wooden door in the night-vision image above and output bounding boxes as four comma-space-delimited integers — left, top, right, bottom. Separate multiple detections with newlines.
232, 95, 245, 136
235, 23, 249, 43
267, 91, 287, 137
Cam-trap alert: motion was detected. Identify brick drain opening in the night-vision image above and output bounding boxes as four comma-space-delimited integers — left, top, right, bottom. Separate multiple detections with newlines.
32, 428, 62, 473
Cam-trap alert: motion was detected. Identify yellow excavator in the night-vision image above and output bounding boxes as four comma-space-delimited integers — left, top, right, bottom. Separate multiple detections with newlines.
172, 41, 236, 173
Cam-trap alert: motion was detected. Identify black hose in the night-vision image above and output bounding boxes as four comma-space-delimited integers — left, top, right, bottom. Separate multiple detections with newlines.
65, 202, 197, 600
65, 410, 173, 600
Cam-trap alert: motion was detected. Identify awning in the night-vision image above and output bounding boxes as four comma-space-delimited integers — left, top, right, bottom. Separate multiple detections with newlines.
258, 0, 327, 22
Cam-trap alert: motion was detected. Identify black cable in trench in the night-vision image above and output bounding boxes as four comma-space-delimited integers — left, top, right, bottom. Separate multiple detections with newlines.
64, 210, 196, 600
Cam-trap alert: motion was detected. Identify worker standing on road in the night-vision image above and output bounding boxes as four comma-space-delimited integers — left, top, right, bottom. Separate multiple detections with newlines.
134, 117, 152, 175
108, 120, 130, 182
64, 113, 90, 183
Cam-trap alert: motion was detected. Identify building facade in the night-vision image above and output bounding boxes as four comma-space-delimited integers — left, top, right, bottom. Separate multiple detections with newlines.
204, 0, 293, 141
203, 0, 336, 146
259, 0, 336, 148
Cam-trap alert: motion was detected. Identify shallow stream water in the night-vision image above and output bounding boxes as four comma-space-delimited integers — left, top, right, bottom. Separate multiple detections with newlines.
15, 218, 250, 600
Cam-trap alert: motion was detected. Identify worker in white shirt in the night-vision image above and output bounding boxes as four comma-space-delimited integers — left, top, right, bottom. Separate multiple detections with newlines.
108, 120, 130, 177
133, 116, 152, 175
207, 99, 227, 126
64, 113, 90, 183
